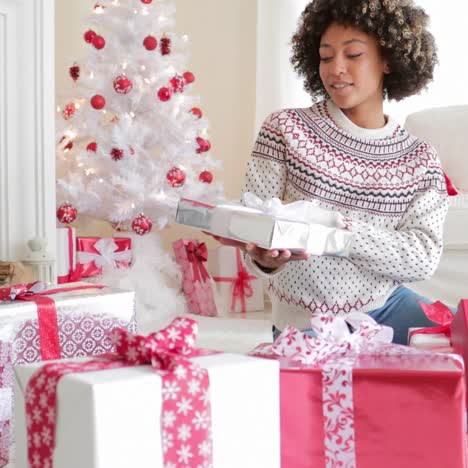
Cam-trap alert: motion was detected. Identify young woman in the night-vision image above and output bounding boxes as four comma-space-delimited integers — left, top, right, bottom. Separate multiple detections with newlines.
215, 0, 446, 344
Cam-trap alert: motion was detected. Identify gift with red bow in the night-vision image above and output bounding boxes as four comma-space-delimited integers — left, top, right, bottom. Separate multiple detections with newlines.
13, 318, 280, 468
208, 246, 264, 314
76, 236, 133, 278
250, 313, 466, 468
0, 281, 136, 467
173, 239, 217, 316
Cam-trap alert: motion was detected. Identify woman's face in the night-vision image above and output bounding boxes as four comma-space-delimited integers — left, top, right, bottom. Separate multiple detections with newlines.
319, 22, 389, 112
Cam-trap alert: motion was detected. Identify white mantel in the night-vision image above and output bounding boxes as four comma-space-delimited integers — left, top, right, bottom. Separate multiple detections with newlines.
0, 0, 55, 262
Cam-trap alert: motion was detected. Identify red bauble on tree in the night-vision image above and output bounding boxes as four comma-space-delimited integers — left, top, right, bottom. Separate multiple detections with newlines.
87, 142, 97, 152
84, 29, 96, 43
160, 37, 171, 55
190, 107, 203, 119
170, 75, 185, 93
63, 141, 74, 152
157, 87, 172, 102
62, 103, 76, 120
143, 35, 157, 51
90, 95, 106, 110
57, 203, 77, 224
141, 0, 153, 3
69, 65, 80, 81
183, 71, 195, 84
132, 214, 152, 235
196, 137, 211, 153
166, 167, 186, 187
92, 35, 106, 50
110, 148, 124, 161
199, 171, 213, 184
113, 75, 133, 94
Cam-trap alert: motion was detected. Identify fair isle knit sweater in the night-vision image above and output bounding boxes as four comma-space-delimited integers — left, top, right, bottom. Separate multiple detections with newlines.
244, 99, 448, 331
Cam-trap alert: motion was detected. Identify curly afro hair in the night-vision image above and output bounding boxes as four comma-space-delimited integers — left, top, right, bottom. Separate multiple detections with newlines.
291, 0, 438, 102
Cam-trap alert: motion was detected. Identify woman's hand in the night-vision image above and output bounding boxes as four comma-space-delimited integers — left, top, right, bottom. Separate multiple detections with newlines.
204, 232, 310, 270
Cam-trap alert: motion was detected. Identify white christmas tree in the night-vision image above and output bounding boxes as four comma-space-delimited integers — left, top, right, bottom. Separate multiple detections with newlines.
55, 0, 223, 329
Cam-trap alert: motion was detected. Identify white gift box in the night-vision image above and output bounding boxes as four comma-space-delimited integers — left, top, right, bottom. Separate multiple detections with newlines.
56, 227, 76, 281
408, 327, 451, 348
207, 246, 265, 313
14, 353, 280, 468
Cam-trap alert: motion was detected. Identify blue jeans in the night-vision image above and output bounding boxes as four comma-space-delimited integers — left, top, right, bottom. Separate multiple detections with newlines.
273, 286, 447, 345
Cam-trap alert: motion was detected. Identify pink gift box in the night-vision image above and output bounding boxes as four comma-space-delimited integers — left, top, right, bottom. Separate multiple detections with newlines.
173, 239, 217, 317
76, 236, 132, 278
0, 282, 136, 467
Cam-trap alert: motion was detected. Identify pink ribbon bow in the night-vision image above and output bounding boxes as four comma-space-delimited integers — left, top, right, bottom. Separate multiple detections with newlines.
186, 241, 210, 283
213, 248, 257, 312
25, 317, 214, 468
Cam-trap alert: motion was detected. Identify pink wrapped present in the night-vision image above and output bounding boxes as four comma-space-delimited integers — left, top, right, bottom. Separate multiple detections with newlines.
173, 239, 217, 316
250, 313, 466, 468
76, 236, 132, 278
0, 281, 136, 467
0, 342, 12, 466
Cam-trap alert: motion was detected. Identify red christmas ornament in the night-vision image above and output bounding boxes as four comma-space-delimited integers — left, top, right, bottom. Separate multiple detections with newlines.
170, 75, 185, 93
87, 142, 97, 152
63, 141, 74, 152
141, 0, 153, 3
113, 75, 133, 94
92, 35, 106, 50
84, 29, 96, 43
183, 71, 195, 84
90, 95, 106, 110
190, 107, 202, 119
166, 167, 186, 188
62, 103, 76, 120
160, 37, 171, 55
94, 3, 105, 11
143, 35, 157, 51
69, 65, 80, 81
196, 137, 211, 153
132, 213, 152, 235
57, 203, 77, 224
110, 148, 124, 161
199, 171, 213, 184
130, 147, 135, 155
157, 87, 172, 102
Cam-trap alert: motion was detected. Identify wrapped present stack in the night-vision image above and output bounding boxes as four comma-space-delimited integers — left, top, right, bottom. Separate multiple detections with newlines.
0, 281, 136, 467
13, 318, 280, 468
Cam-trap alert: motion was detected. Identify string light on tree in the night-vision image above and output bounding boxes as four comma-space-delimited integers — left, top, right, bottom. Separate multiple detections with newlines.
56, 203, 77, 224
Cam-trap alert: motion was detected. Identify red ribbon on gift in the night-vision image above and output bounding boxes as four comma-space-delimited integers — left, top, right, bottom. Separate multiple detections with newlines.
25, 317, 214, 468
57, 227, 83, 284
186, 241, 210, 283
213, 248, 257, 313
408, 300, 455, 343
0, 282, 105, 360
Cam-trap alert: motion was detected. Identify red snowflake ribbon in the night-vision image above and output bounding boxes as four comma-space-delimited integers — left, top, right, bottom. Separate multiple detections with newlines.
25, 317, 213, 468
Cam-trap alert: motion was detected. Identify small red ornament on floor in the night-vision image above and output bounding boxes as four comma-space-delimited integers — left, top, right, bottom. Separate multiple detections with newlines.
199, 171, 213, 183
190, 107, 202, 119
170, 75, 185, 93
57, 203, 77, 224
160, 37, 171, 55
113, 75, 133, 94
92, 35, 106, 50
183, 71, 195, 84
157, 87, 172, 102
69, 64, 80, 81
62, 103, 76, 120
196, 137, 211, 153
167, 167, 186, 187
86, 142, 97, 152
90, 94, 106, 109
110, 148, 124, 161
132, 214, 152, 235
143, 35, 157, 50
84, 29, 96, 43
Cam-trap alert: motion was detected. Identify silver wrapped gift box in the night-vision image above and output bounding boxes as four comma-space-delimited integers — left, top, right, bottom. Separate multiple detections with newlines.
176, 195, 354, 256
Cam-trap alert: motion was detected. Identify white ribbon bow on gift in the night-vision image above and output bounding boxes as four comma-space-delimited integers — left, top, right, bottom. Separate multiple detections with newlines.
253, 313, 461, 468
243, 192, 347, 229
77, 238, 133, 270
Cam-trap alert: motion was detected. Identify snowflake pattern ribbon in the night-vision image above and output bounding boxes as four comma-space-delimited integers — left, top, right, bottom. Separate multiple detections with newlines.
25, 317, 213, 468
